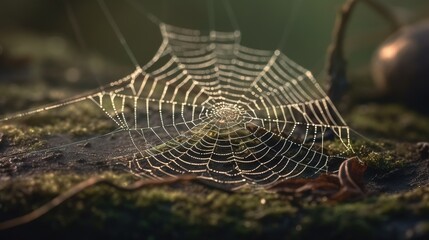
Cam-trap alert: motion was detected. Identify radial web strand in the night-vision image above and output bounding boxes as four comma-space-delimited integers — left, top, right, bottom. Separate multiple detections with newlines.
89, 22, 352, 189
1, 22, 353, 190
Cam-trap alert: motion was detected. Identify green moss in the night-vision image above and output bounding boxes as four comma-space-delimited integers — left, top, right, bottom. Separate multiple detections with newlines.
363, 151, 401, 171
355, 140, 412, 172
1, 172, 428, 239
347, 104, 429, 142
325, 137, 414, 173
0, 100, 114, 150
0, 124, 46, 150
295, 187, 429, 239
0, 172, 295, 239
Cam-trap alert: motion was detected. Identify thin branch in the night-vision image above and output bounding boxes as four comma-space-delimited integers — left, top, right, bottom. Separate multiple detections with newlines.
326, 0, 357, 103
0, 175, 231, 230
362, 0, 401, 30
326, 0, 401, 103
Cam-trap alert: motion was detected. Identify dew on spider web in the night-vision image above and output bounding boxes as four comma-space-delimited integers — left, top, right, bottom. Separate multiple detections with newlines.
0, 0, 354, 190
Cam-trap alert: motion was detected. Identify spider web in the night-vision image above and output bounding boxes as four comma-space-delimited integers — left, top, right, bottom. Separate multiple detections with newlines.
1, 9, 353, 190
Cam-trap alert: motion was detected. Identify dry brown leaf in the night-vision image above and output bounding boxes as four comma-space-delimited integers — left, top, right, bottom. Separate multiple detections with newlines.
332, 156, 367, 201
270, 157, 367, 201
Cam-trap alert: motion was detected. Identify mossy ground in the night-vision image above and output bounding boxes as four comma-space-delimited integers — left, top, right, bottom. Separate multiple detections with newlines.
1, 48, 429, 240
347, 103, 429, 142
1, 88, 428, 239
0, 171, 428, 239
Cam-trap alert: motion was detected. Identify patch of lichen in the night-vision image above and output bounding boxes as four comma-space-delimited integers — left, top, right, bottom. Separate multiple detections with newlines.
0, 172, 428, 239
347, 103, 429, 142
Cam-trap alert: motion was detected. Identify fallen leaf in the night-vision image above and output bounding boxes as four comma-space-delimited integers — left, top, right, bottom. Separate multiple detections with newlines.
332, 157, 367, 201
270, 157, 366, 201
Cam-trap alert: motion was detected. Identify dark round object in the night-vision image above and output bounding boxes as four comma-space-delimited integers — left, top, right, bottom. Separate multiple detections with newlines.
372, 20, 429, 106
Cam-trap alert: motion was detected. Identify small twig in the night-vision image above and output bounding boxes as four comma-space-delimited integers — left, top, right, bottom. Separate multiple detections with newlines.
326, 0, 401, 103
362, 0, 401, 30
326, 0, 357, 103
0, 174, 231, 230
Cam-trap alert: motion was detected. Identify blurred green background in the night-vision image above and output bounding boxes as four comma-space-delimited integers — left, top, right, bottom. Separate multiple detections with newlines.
0, 0, 428, 91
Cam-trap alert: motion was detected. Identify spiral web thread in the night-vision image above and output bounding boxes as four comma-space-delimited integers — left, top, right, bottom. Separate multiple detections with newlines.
63, 21, 351, 189
1, 21, 353, 189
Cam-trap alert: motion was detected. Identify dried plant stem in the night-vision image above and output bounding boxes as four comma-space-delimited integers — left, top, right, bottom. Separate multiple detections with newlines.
0, 175, 230, 230
327, 0, 401, 103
